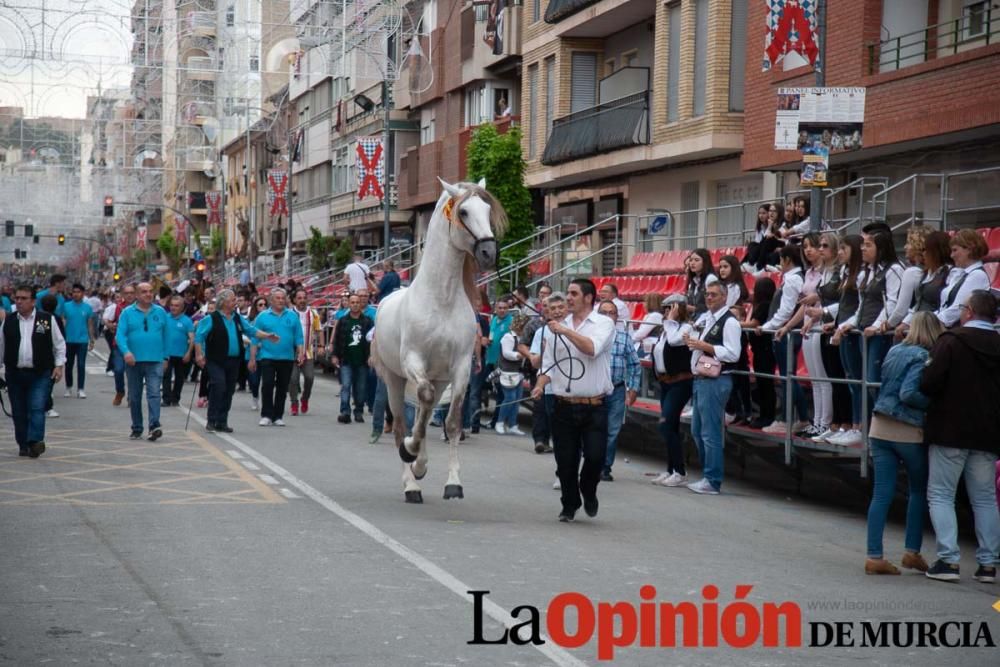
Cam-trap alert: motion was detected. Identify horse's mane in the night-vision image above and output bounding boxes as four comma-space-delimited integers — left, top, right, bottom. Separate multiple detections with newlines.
452, 182, 508, 238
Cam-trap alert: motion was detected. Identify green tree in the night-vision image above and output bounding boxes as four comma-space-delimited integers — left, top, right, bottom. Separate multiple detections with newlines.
306, 226, 339, 272
332, 236, 353, 269
465, 123, 534, 287
209, 227, 224, 259
156, 226, 187, 274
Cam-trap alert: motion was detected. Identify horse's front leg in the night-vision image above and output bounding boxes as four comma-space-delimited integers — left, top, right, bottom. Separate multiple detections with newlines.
443, 361, 471, 500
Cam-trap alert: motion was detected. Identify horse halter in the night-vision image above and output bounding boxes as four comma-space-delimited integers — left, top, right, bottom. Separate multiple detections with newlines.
443, 196, 498, 266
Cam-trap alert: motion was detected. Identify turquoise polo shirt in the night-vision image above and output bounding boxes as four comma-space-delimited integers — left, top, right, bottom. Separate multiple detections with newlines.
36, 288, 66, 317
194, 312, 258, 358
62, 299, 94, 344
335, 304, 377, 320
166, 313, 195, 358
115, 303, 170, 362
252, 308, 303, 360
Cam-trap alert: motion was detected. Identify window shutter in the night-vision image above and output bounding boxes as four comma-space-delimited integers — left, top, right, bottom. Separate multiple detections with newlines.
570, 52, 597, 113
693, 0, 708, 116
528, 64, 538, 158
729, 0, 747, 112
667, 3, 681, 122
544, 57, 555, 140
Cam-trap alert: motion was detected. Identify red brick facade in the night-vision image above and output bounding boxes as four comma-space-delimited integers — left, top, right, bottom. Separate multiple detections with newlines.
742, 0, 1000, 172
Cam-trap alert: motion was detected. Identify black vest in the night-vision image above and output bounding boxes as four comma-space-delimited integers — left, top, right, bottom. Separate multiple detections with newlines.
857, 264, 897, 328
3, 310, 56, 371
657, 337, 693, 378
836, 266, 860, 326
205, 311, 245, 361
817, 267, 842, 308
913, 266, 949, 313
687, 277, 707, 318
701, 309, 737, 372
498, 334, 523, 373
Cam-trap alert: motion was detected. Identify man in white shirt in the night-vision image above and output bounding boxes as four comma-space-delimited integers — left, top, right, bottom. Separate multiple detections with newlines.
289, 288, 324, 415
598, 283, 631, 331
532, 279, 614, 523
0, 285, 66, 458
684, 281, 742, 494
344, 253, 372, 293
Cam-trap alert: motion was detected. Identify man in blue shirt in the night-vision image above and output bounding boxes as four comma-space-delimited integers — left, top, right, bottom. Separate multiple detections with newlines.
596, 300, 640, 482
116, 282, 170, 440
249, 289, 304, 426
194, 289, 276, 432
61, 283, 95, 399
376, 260, 401, 301
36, 274, 67, 318
162, 295, 194, 407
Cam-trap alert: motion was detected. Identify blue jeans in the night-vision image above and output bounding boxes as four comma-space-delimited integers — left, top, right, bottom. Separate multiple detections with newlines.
65, 342, 88, 390
7, 368, 52, 450
691, 375, 732, 491
247, 365, 260, 399
927, 445, 1000, 566
839, 334, 863, 425
125, 361, 163, 433
366, 366, 377, 411
462, 363, 484, 430
866, 437, 928, 558
604, 384, 627, 474
773, 335, 808, 423
864, 335, 892, 419
372, 376, 388, 433
339, 364, 368, 417
110, 346, 126, 394
659, 379, 693, 476
499, 385, 521, 428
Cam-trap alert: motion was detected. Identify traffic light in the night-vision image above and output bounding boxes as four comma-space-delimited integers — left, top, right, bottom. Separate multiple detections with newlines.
5, 220, 12, 236
195, 260, 207, 272
24, 224, 33, 237
104, 195, 114, 217
58, 234, 66, 245
113, 271, 121, 282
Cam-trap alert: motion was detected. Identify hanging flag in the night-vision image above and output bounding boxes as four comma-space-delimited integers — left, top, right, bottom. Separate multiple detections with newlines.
136, 226, 147, 249
267, 169, 289, 216
176, 216, 188, 244
206, 191, 223, 225
356, 136, 384, 200
763, 0, 820, 72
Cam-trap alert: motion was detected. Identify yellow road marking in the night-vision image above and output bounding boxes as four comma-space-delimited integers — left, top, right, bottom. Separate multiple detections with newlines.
186, 430, 285, 503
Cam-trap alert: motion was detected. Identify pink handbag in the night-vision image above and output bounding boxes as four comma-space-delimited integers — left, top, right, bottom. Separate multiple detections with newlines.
694, 354, 722, 378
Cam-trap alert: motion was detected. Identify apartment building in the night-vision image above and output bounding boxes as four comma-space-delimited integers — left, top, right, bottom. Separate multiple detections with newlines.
395, 0, 524, 243
521, 0, 755, 264
742, 0, 1000, 226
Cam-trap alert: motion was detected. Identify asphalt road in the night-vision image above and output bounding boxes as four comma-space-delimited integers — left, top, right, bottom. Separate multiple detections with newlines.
1, 354, 997, 666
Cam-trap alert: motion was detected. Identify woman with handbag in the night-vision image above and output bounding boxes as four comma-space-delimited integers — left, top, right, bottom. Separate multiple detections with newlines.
496, 314, 529, 436
864, 312, 944, 575
650, 294, 694, 487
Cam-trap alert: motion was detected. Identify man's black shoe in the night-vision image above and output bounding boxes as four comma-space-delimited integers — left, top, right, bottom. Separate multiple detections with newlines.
974, 565, 996, 583
205, 423, 216, 432
129, 430, 143, 440
19, 449, 30, 457
354, 414, 365, 424
337, 414, 351, 424
148, 427, 162, 442
558, 510, 576, 523
470, 425, 480, 434
28, 441, 45, 458
584, 497, 599, 518
601, 472, 614, 482
216, 425, 234, 433
925, 559, 960, 582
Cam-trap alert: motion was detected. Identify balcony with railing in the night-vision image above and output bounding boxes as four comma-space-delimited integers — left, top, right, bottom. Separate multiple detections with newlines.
186, 10, 216, 37
868, 2, 999, 74
541, 68, 650, 166
186, 56, 217, 81
183, 146, 217, 171
544, 0, 600, 23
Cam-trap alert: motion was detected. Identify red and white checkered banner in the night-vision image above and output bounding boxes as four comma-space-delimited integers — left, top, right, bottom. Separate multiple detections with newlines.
206, 191, 223, 225
176, 216, 187, 244
267, 170, 288, 217
356, 136, 384, 200
763, 0, 820, 71
136, 226, 147, 249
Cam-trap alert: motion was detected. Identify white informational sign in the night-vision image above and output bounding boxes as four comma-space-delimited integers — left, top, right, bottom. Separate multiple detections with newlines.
774, 87, 866, 152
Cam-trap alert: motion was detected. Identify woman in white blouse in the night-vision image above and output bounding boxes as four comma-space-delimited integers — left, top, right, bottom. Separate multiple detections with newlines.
631, 293, 664, 357
935, 228, 991, 328
650, 294, 694, 487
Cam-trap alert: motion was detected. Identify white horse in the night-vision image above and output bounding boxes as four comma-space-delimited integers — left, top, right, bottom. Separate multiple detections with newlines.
372, 178, 506, 503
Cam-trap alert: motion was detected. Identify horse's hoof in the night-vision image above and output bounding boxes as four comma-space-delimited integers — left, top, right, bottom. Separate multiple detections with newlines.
405, 490, 423, 504
443, 484, 464, 500
411, 463, 427, 481
398, 442, 416, 463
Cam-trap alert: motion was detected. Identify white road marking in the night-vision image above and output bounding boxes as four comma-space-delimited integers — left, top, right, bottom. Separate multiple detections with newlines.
279, 488, 300, 499
258, 474, 280, 486
241, 461, 261, 471
226, 450, 245, 459
180, 406, 588, 667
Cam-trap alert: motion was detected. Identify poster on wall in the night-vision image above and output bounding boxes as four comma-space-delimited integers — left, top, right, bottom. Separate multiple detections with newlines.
483, 0, 506, 56
800, 143, 829, 187
774, 87, 866, 152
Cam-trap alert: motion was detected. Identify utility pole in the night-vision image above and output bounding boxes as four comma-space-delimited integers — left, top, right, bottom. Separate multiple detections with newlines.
810, 0, 826, 232
284, 124, 294, 277
383, 79, 392, 259
246, 97, 255, 283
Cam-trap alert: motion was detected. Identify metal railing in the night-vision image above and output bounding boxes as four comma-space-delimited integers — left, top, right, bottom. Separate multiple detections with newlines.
942, 165, 1000, 228
541, 91, 650, 165
869, 4, 998, 74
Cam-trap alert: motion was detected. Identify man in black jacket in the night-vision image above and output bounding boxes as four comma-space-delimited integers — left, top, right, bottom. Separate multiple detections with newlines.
331, 294, 374, 424
920, 290, 1000, 583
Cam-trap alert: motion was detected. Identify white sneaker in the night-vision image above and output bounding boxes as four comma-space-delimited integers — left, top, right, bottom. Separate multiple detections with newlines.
552, 478, 561, 490
741, 262, 754, 274
46, 409, 59, 418
650, 472, 670, 484
687, 478, 720, 495
812, 428, 837, 443
761, 420, 787, 435
63, 389, 72, 398
258, 417, 272, 426
251, 399, 259, 410
831, 429, 863, 446
495, 423, 506, 435
681, 406, 694, 419
765, 264, 781, 273
507, 426, 525, 436
725, 413, 737, 424
105, 370, 114, 377
273, 419, 286, 427
662, 472, 689, 487
77, 390, 87, 399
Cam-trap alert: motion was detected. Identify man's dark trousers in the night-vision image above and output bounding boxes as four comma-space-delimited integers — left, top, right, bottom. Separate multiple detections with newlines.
206, 357, 240, 427
551, 399, 608, 514
7, 368, 52, 453
163, 356, 188, 405
260, 359, 294, 421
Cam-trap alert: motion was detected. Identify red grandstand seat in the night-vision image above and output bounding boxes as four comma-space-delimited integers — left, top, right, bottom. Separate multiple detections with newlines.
986, 228, 1000, 261
743, 272, 756, 294
631, 302, 647, 324
667, 251, 687, 273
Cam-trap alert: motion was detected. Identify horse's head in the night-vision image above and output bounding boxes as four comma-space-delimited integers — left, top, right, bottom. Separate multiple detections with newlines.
437, 177, 507, 271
